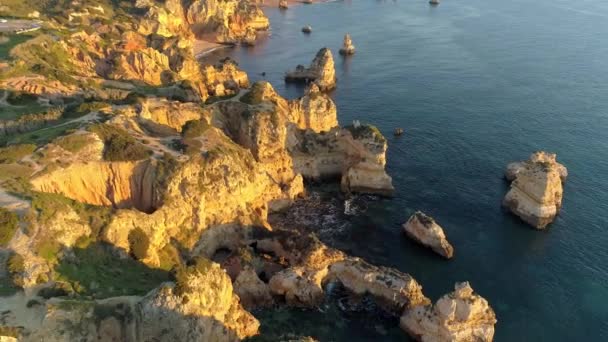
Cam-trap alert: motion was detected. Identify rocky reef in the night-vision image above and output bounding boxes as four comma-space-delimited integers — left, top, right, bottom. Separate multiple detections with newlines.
401, 282, 497, 342
285, 48, 337, 91
503, 152, 566, 229
403, 211, 454, 259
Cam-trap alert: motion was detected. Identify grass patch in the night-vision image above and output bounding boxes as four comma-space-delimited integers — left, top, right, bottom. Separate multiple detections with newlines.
0, 208, 19, 247
52, 133, 93, 153
89, 123, 151, 161
0, 144, 36, 163
345, 124, 387, 144
55, 242, 170, 299
0, 121, 81, 146
0, 34, 35, 60
181, 119, 211, 139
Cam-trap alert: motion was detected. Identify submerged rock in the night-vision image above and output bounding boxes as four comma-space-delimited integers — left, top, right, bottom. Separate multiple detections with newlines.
503, 160, 563, 229
339, 34, 356, 55
403, 211, 454, 259
400, 282, 497, 342
285, 48, 336, 91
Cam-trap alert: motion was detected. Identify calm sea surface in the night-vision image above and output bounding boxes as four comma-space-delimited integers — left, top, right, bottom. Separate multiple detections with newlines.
205, 0, 608, 340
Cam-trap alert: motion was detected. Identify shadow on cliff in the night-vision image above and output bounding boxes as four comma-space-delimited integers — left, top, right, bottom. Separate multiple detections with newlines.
54, 241, 170, 299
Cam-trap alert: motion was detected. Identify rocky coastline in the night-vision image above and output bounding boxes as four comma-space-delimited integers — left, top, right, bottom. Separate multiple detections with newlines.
0, 1, 500, 341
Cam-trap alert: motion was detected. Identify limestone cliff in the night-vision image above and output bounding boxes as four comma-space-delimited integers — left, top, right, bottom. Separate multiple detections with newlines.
503, 160, 563, 229
400, 282, 497, 342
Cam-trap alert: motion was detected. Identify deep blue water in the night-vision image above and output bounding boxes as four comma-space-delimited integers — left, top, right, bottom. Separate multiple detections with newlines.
205, 0, 608, 340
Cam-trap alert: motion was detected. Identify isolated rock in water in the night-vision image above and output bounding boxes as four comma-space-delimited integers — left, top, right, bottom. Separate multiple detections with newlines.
429, 0, 440, 4
301, 25, 312, 33
340, 125, 394, 196
503, 160, 563, 229
403, 211, 454, 259
401, 282, 496, 342
285, 48, 337, 91
327, 258, 431, 312
233, 267, 274, 309
505, 151, 568, 182
279, 0, 289, 9
339, 34, 356, 55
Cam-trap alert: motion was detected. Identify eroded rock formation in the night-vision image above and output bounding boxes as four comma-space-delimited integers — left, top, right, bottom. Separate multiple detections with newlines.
285, 48, 337, 91
505, 151, 568, 182
400, 282, 497, 342
403, 211, 454, 259
339, 34, 356, 55
503, 152, 566, 229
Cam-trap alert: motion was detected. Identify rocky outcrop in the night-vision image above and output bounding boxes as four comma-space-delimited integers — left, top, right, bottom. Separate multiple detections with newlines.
256, 230, 429, 311
139, 258, 259, 341
503, 160, 563, 229
233, 267, 274, 309
288, 83, 338, 133
327, 259, 431, 312
279, 0, 289, 9
187, 0, 269, 43
400, 282, 497, 342
339, 34, 355, 55
134, 97, 205, 132
505, 151, 568, 182
208, 81, 391, 195
403, 211, 454, 259
20, 259, 259, 341
285, 48, 337, 91
201, 58, 250, 97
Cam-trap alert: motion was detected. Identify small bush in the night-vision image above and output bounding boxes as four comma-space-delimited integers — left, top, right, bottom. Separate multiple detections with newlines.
53, 134, 92, 153
89, 124, 151, 161
181, 120, 211, 139
128, 228, 150, 260
0, 208, 19, 247
0, 144, 36, 163
7, 252, 25, 287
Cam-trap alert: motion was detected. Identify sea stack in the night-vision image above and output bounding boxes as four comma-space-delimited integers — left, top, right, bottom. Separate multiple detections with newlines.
403, 211, 454, 259
302, 25, 312, 33
505, 151, 568, 182
285, 47, 337, 91
401, 282, 497, 342
339, 34, 356, 55
279, 0, 288, 9
502, 157, 564, 229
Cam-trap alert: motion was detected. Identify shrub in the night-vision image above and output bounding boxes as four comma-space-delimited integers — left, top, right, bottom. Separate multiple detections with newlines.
89, 124, 151, 161
0, 208, 19, 247
62, 102, 110, 119
7, 252, 25, 287
181, 120, 211, 139
53, 134, 92, 153
0, 144, 36, 163
128, 228, 150, 260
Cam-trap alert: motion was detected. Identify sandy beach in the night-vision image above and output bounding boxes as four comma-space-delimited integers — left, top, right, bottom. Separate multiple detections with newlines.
193, 39, 230, 59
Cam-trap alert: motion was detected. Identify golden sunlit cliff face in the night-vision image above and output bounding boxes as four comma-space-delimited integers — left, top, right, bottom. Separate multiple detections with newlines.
0, 3, 420, 339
